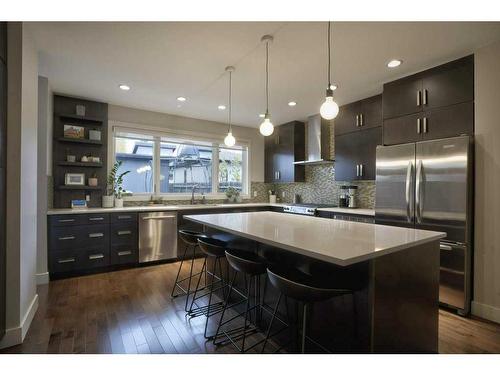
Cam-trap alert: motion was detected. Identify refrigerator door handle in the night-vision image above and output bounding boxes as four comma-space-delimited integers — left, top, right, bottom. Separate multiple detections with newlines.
405, 161, 413, 222
416, 159, 423, 224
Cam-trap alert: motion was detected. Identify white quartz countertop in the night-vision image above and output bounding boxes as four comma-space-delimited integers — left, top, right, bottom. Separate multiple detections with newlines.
185, 211, 445, 266
47, 203, 285, 215
316, 207, 375, 216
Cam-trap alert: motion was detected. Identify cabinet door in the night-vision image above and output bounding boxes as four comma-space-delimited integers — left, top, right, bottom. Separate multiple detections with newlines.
357, 127, 382, 180
275, 124, 295, 182
0, 62, 5, 169
334, 132, 358, 181
383, 113, 423, 145
335, 101, 361, 135
422, 102, 473, 141
383, 77, 423, 119
0, 22, 6, 65
360, 95, 382, 129
264, 135, 276, 183
422, 58, 473, 110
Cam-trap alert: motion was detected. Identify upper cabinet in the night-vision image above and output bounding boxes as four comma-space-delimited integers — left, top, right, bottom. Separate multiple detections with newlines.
383, 55, 474, 145
264, 121, 305, 183
335, 94, 382, 136
0, 23, 6, 65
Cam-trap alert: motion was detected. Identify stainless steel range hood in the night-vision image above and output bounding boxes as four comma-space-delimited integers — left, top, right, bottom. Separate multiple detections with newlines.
293, 114, 334, 165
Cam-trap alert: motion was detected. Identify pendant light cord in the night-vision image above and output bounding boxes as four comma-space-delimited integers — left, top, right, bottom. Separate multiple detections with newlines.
266, 41, 269, 114
327, 21, 331, 87
228, 70, 232, 133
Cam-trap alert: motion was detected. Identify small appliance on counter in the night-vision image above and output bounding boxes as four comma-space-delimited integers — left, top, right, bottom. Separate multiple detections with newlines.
339, 186, 349, 207
348, 186, 358, 208
283, 203, 337, 216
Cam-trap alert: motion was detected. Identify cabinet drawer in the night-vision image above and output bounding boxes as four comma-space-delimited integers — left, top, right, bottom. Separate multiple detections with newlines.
83, 213, 109, 225
111, 212, 137, 223
110, 245, 138, 265
49, 214, 84, 227
111, 222, 138, 245
49, 226, 83, 250
49, 249, 84, 273
84, 247, 110, 269
82, 224, 109, 248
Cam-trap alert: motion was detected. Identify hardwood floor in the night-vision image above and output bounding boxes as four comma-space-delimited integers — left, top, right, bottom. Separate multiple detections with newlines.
1, 261, 499, 354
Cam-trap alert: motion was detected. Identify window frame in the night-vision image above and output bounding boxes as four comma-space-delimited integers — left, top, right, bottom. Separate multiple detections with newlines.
110, 122, 250, 200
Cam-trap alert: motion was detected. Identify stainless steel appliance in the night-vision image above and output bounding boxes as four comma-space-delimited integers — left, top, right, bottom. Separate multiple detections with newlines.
283, 203, 336, 216
348, 186, 358, 208
375, 135, 473, 315
139, 211, 178, 263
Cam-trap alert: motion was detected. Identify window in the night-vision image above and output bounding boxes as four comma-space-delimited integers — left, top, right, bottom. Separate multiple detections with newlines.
113, 126, 248, 197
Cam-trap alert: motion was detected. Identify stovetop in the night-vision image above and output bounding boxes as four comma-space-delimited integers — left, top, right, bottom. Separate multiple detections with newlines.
283, 203, 338, 216
284, 203, 338, 208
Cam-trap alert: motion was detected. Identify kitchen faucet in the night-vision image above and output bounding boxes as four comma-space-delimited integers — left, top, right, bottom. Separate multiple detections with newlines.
190, 184, 199, 204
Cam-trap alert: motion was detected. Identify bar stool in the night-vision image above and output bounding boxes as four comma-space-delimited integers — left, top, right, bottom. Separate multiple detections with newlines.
213, 248, 288, 353
171, 229, 208, 312
188, 237, 229, 339
261, 265, 358, 353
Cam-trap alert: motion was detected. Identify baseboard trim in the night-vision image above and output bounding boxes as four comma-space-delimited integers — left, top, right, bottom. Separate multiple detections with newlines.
0, 294, 39, 349
36, 272, 49, 285
472, 300, 500, 324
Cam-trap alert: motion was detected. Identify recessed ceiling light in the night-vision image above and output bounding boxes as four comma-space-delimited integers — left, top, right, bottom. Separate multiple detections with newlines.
177, 96, 187, 102
259, 114, 265, 118
329, 84, 338, 91
218, 105, 226, 110
288, 101, 297, 107
119, 84, 130, 91
387, 59, 402, 68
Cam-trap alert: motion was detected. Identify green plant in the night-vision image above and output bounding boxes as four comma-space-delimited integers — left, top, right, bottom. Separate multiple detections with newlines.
225, 186, 238, 198
107, 160, 130, 198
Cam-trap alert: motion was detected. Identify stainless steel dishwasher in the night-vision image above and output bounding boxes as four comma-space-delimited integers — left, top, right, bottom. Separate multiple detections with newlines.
139, 212, 178, 263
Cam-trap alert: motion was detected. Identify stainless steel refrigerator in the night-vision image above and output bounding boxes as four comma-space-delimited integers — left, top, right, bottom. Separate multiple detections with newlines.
375, 135, 473, 315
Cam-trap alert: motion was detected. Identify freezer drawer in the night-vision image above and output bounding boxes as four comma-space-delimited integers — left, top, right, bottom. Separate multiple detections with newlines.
139, 212, 178, 263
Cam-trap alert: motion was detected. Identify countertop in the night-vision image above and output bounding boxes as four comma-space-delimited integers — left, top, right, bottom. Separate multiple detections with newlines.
317, 207, 375, 216
185, 211, 445, 266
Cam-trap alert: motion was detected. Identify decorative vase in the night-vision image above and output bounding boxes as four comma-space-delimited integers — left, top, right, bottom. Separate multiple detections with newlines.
114, 198, 124, 208
235, 195, 242, 203
269, 194, 277, 204
102, 195, 114, 208
88, 177, 98, 187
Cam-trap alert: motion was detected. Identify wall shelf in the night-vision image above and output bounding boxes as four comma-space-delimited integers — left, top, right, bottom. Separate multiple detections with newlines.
57, 113, 104, 124
56, 137, 102, 145
56, 185, 103, 191
57, 161, 103, 168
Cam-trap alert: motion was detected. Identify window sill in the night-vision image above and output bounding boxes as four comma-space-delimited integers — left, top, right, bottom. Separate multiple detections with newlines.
123, 193, 250, 201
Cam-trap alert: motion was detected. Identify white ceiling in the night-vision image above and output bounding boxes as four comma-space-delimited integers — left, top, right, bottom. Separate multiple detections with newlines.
28, 22, 500, 128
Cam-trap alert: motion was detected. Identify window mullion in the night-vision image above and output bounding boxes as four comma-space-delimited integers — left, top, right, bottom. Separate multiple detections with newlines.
154, 137, 161, 195
212, 144, 219, 194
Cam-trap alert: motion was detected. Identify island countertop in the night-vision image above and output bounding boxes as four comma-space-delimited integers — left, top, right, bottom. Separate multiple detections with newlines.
185, 211, 445, 266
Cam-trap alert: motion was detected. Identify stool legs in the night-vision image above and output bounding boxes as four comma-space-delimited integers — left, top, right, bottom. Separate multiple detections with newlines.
261, 292, 282, 353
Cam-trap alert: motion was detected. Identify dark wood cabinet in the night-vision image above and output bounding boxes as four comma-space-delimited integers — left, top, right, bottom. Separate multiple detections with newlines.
0, 22, 5, 65
335, 127, 382, 181
0, 22, 6, 340
335, 95, 382, 136
383, 55, 474, 145
264, 121, 305, 183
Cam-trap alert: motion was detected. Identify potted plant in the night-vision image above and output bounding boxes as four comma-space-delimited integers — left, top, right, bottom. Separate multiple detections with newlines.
225, 187, 237, 203
103, 161, 130, 208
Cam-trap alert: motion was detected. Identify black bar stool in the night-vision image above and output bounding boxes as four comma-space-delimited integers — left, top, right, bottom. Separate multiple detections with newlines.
261, 265, 359, 353
213, 248, 288, 353
171, 229, 208, 312
188, 237, 229, 339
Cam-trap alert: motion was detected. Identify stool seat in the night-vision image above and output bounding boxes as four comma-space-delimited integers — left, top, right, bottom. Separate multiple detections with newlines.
267, 265, 355, 303
198, 237, 227, 258
179, 229, 208, 246
225, 249, 267, 276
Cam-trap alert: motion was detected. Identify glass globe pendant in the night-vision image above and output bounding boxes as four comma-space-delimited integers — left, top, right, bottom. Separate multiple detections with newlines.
224, 131, 236, 147
224, 66, 237, 147
259, 35, 274, 136
259, 113, 274, 136
320, 22, 339, 120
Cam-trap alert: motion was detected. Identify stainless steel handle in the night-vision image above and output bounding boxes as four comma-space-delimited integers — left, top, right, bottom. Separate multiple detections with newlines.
423, 89, 428, 105
142, 216, 176, 220
57, 258, 75, 264
275, 135, 280, 145
118, 250, 132, 256
117, 230, 132, 235
356, 164, 360, 177
440, 244, 453, 251
88, 254, 104, 260
276, 171, 280, 180
58, 236, 75, 241
417, 118, 421, 134
359, 113, 363, 126
359, 164, 363, 177
356, 114, 359, 127
405, 161, 413, 223
423, 117, 428, 133
417, 90, 421, 106
118, 215, 132, 220
58, 219, 75, 223
89, 217, 104, 221
88, 232, 104, 238
415, 160, 423, 224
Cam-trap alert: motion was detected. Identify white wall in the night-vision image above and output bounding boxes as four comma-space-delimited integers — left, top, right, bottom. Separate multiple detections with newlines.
0, 22, 39, 349
472, 40, 500, 323
108, 104, 265, 183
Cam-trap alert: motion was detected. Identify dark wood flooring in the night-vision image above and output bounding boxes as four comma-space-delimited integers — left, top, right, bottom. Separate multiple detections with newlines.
1, 260, 500, 354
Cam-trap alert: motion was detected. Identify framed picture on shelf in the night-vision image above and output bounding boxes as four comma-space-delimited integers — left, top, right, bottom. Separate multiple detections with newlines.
65, 173, 85, 185
63, 124, 85, 139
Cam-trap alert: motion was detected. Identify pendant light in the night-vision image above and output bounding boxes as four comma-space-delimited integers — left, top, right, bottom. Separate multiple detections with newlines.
259, 35, 274, 136
224, 66, 236, 147
320, 22, 339, 120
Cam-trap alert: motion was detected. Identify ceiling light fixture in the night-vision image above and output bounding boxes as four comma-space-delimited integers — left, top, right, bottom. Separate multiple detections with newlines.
387, 59, 402, 68
288, 101, 297, 107
320, 22, 339, 120
329, 84, 338, 91
224, 66, 236, 147
177, 96, 187, 102
119, 84, 130, 91
218, 105, 226, 110
259, 35, 274, 137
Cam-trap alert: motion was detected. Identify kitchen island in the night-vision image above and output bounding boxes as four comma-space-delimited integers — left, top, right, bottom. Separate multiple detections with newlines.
185, 211, 446, 353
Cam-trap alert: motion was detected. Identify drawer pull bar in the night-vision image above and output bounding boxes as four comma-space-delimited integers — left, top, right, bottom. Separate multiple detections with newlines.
57, 258, 76, 264
89, 217, 104, 221
118, 215, 132, 220
117, 230, 132, 236
142, 216, 176, 220
89, 233, 104, 238
118, 250, 132, 256
89, 254, 105, 260
58, 219, 75, 223
58, 236, 76, 241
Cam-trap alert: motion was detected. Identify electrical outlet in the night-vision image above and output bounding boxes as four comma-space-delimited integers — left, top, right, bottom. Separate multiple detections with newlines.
253, 190, 257, 197
85, 194, 90, 201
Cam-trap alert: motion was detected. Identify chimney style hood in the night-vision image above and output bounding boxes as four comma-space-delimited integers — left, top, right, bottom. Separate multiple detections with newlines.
294, 114, 334, 165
